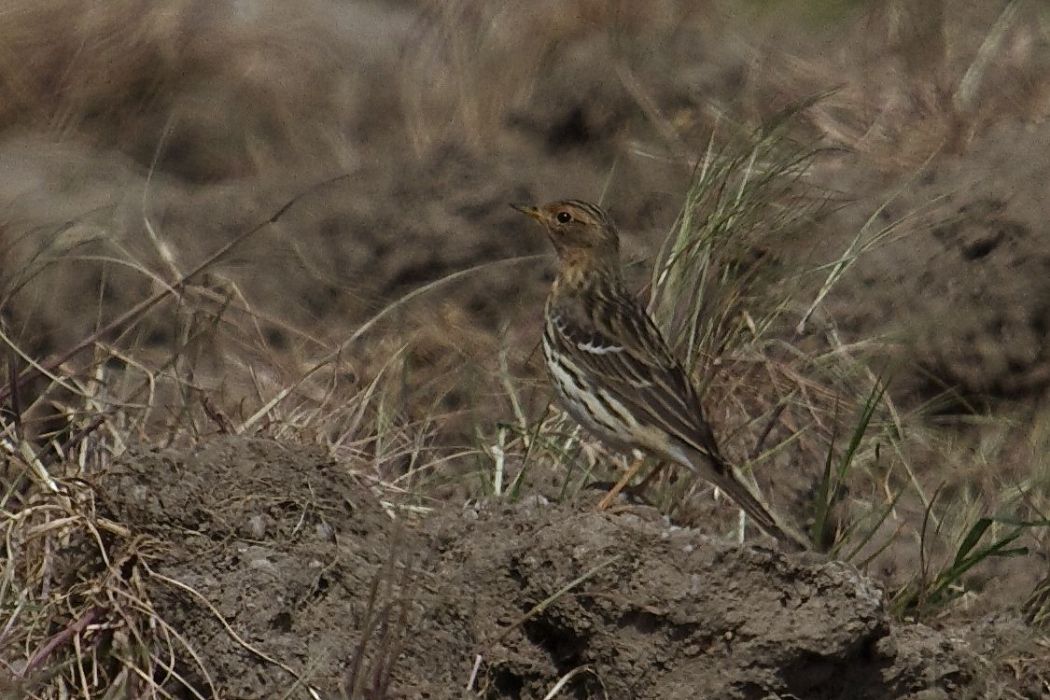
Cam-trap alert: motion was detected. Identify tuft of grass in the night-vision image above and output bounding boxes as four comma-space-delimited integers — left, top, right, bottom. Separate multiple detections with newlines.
648, 102, 829, 374
343, 521, 416, 700
892, 510, 1047, 618
811, 377, 888, 552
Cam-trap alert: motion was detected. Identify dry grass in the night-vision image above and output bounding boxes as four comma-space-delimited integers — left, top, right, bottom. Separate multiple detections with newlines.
773, 0, 1050, 166
0, 0, 366, 180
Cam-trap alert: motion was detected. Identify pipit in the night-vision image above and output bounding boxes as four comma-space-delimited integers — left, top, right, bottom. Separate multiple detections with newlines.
513, 199, 809, 551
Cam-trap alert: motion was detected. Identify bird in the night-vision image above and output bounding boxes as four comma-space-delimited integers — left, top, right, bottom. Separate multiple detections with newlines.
512, 198, 809, 551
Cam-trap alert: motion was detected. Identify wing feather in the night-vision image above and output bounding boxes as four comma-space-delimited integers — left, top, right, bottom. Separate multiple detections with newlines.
546, 287, 724, 469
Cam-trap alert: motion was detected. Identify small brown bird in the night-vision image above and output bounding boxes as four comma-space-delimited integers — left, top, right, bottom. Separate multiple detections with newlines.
513, 199, 808, 550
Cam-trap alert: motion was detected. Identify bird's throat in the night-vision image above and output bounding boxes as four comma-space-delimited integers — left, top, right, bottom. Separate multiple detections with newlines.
554, 249, 621, 293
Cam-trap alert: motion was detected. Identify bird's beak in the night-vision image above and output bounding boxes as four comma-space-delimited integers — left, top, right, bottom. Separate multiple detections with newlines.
510, 203, 543, 222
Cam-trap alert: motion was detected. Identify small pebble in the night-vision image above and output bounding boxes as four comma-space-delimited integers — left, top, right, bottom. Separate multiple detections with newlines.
247, 514, 267, 539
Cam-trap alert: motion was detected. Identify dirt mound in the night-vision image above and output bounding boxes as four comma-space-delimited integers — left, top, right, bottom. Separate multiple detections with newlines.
89, 436, 986, 698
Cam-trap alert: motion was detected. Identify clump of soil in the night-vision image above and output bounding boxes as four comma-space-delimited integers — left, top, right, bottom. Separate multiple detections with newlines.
88, 436, 997, 698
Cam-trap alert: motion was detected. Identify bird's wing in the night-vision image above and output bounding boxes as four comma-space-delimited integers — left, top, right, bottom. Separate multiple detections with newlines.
546, 290, 726, 470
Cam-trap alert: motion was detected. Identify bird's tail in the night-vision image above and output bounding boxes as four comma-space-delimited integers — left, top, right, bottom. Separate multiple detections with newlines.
714, 471, 811, 552
685, 446, 810, 551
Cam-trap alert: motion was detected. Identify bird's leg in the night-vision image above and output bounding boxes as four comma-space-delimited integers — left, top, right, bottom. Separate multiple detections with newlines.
628, 461, 667, 498
596, 454, 646, 511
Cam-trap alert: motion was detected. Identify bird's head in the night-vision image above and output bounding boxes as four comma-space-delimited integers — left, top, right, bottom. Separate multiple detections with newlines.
511, 200, 620, 268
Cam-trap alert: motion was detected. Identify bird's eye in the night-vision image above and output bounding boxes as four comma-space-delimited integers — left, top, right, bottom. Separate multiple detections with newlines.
556, 211, 572, 224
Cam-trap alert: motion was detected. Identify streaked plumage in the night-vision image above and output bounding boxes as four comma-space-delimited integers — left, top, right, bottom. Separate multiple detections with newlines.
513, 199, 808, 550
